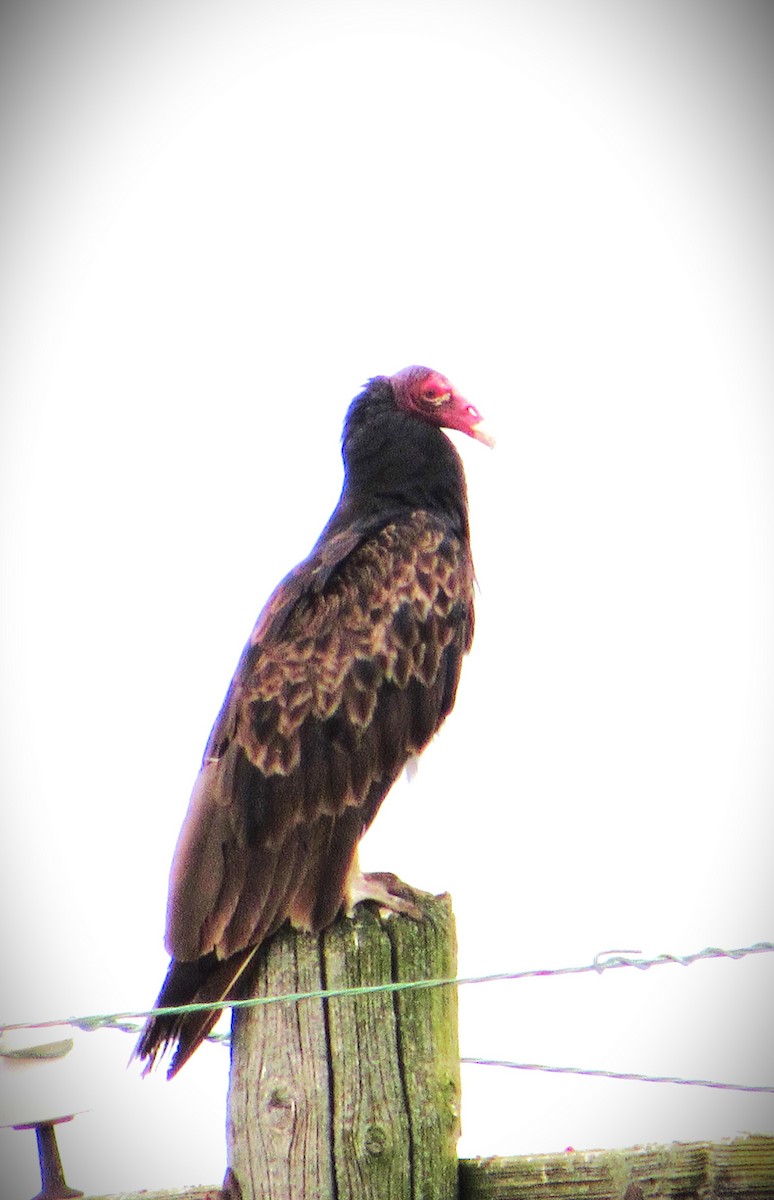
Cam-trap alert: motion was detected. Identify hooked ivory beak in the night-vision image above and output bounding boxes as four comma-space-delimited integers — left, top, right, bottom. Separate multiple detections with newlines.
469, 420, 496, 449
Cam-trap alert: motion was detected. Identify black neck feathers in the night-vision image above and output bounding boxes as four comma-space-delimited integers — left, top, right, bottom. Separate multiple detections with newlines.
334, 376, 470, 538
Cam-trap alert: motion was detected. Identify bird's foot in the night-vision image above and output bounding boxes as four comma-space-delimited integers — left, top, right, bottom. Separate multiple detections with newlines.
346, 871, 423, 920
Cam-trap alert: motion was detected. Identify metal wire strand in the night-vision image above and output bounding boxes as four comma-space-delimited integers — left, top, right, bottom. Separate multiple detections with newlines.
460, 1058, 774, 1094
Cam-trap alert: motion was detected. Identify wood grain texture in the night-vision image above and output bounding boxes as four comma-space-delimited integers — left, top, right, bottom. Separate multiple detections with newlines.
458, 1134, 774, 1199
82, 1136, 774, 1200
225, 892, 460, 1200
323, 905, 412, 1200
226, 926, 334, 1200
85, 1191, 223, 1200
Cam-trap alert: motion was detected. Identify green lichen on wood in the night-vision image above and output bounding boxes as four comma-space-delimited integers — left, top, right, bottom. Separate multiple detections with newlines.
386, 892, 461, 1200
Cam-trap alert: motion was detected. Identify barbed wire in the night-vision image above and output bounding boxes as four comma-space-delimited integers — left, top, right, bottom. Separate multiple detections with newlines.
460, 1059, 774, 1094
2, 941, 771, 1038
3, 941, 771, 1098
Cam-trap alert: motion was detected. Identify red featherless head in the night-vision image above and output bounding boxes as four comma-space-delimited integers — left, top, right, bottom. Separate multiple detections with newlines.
389, 365, 495, 448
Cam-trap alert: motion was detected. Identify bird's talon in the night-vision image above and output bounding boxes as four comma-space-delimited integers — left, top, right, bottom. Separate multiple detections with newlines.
347, 870, 423, 919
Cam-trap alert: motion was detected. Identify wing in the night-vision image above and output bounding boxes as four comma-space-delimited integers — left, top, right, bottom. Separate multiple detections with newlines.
165, 510, 475, 965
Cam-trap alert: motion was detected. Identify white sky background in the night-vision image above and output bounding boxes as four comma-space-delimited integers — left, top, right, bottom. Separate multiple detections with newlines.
1, 0, 773, 1193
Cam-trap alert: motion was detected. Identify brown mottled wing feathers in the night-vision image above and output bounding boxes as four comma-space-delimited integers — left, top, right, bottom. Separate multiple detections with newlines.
165, 511, 474, 972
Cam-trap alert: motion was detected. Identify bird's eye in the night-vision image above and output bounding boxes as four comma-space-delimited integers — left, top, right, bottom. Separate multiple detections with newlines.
422, 388, 450, 407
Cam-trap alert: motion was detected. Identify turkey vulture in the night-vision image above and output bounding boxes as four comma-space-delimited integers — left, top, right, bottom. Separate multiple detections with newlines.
134, 365, 492, 1076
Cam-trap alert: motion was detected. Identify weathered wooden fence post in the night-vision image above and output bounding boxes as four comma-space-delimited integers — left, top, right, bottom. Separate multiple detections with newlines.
226, 892, 461, 1200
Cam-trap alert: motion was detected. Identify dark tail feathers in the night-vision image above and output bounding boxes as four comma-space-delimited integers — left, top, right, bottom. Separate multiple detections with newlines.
132, 946, 259, 1078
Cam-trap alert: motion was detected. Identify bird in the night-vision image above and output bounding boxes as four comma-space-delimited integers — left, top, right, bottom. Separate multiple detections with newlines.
133, 365, 493, 1076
